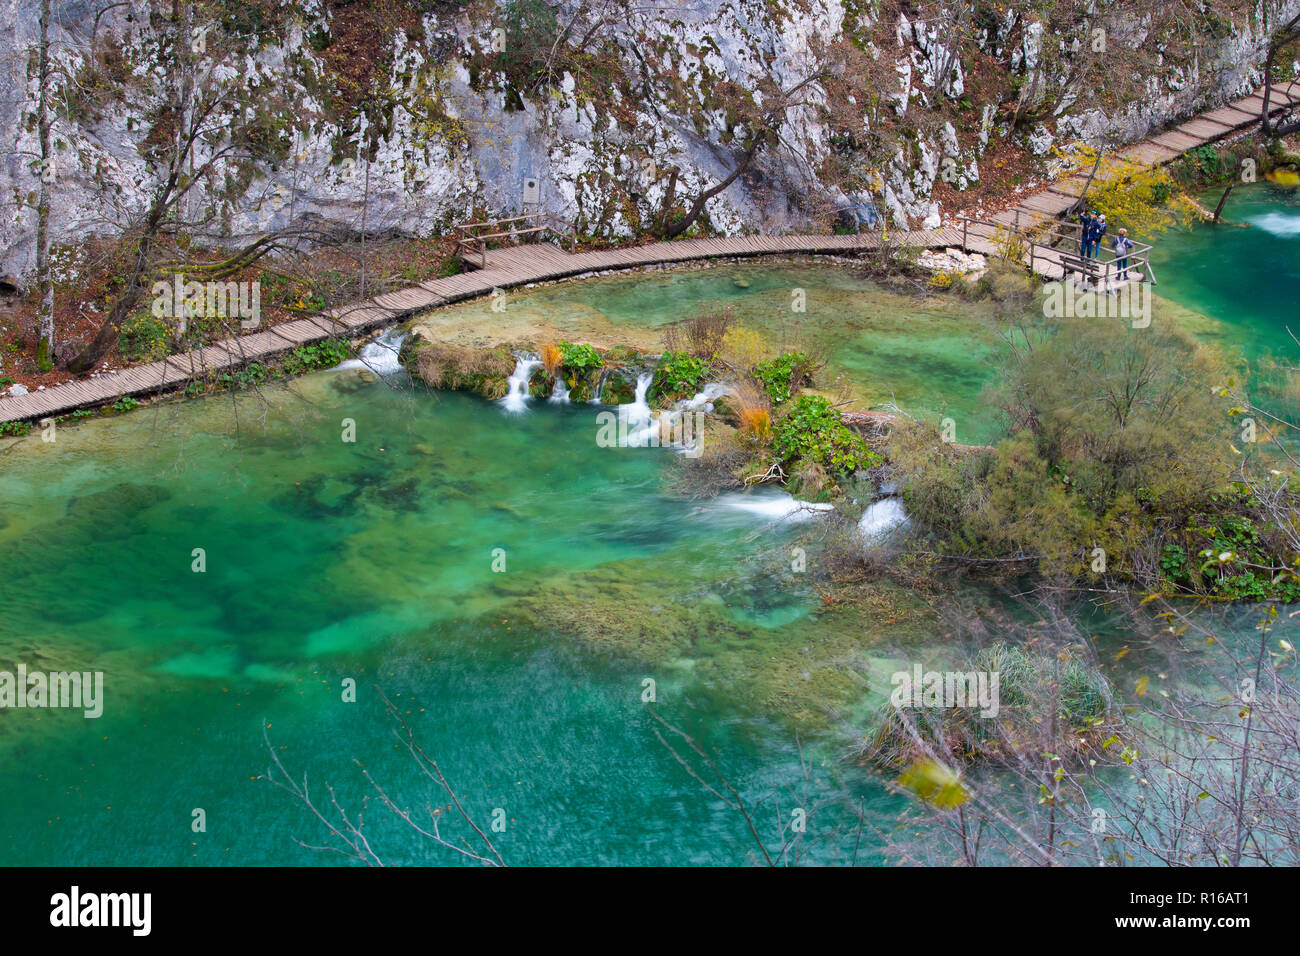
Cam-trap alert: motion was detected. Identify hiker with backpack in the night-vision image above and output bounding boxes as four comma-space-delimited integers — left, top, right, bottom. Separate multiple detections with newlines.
1112, 228, 1135, 280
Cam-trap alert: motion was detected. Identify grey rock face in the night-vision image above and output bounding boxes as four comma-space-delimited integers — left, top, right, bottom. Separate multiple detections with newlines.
2, 0, 1296, 283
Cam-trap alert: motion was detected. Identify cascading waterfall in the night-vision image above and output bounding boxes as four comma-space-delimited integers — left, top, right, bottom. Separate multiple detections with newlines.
679, 381, 730, 413
858, 497, 908, 545
589, 370, 608, 404
337, 328, 407, 375
501, 354, 541, 413
549, 377, 571, 403
618, 373, 654, 444
626, 373, 653, 425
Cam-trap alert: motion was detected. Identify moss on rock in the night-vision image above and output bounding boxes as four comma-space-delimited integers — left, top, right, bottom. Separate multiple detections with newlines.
409, 340, 516, 398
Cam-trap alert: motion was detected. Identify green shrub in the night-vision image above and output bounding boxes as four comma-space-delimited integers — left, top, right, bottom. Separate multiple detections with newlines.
282, 340, 350, 375
558, 341, 602, 371
119, 312, 172, 362
773, 394, 880, 476
752, 351, 813, 405
651, 350, 708, 401
111, 396, 140, 412
0, 420, 32, 436
216, 363, 269, 389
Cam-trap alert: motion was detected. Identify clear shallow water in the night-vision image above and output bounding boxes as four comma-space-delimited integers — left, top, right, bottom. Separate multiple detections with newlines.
0, 373, 911, 865
426, 263, 1008, 444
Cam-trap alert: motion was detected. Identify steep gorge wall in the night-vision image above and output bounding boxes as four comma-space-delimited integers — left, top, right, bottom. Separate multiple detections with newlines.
3, 0, 1298, 283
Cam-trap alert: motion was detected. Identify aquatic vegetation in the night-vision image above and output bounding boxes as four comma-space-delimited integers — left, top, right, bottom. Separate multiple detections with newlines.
599, 372, 636, 405
860, 643, 1117, 769
540, 343, 563, 376
651, 350, 710, 403
752, 351, 814, 405
737, 406, 772, 445
412, 340, 516, 397
720, 325, 769, 370
663, 303, 733, 359
887, 312, 1256, 590
557, 341, 602, 373
773, 395, 881, 479
281, 340, 351, 375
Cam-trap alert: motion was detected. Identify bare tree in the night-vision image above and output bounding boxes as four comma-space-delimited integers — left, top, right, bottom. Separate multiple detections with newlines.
33, 0, 56, 369
263, 688, 505, 867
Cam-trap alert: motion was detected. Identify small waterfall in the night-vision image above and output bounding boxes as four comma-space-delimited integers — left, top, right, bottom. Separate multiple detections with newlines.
338, 328, 407, 375
589, 370, 608, 404
549, 377, 571, 403
679, 382, 731, 413
858, 497, 908, 544
625, 373, 653, 426
501, 354, 541, 413
717, 491, 835, 523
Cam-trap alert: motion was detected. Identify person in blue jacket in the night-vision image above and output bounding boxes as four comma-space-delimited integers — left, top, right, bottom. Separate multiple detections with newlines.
1078, 209, 1097, 258
1092, 213, 1108, 259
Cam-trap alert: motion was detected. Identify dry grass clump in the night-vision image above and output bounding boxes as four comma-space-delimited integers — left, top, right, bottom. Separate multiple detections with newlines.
415, 341, 514, 390
738, 406, 772, 444
664, 304, 734, 358
540, 343, 563, 376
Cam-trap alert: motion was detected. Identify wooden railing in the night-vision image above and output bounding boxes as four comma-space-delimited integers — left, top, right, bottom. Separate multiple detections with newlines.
958, 215, 1157, 288
455, 212, 577, 268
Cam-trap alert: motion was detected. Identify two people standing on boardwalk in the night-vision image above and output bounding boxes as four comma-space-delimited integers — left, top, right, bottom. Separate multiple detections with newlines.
1079, 209, 1107, 258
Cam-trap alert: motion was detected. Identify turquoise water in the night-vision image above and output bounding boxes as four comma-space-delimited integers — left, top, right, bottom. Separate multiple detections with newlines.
0, 375, 907, 865
5, 190, 1297, 867
421, 262, 1009, 443
1148, 182, 1300, 363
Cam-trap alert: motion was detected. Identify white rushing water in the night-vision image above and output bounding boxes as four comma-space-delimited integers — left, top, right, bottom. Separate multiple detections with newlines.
715, 491, 836, 523
337, 328, 406, 375
625, 373, 653, 426
679, 381, 731, 413
549, 377, 571, 403
1247, 211, 1300, 238
858, 497, 908, 544
589, 370, 607, 404
500, 355, 541, 413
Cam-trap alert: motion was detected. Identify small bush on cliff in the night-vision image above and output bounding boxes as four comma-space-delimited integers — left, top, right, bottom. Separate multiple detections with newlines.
119, 312, 171, 362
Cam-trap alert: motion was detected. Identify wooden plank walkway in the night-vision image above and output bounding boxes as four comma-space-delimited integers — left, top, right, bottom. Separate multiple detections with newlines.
3, 84, 1298, 425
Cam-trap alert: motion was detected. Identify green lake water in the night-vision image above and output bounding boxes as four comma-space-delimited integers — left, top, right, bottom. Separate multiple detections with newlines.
432, 262, 1011, 444
1148, 182, 1300, 364
1, 377, 921, 866
3, 189, 1294, 866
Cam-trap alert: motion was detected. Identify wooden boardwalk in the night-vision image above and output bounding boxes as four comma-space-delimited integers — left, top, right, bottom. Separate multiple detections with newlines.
2, 82, 1297, 425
